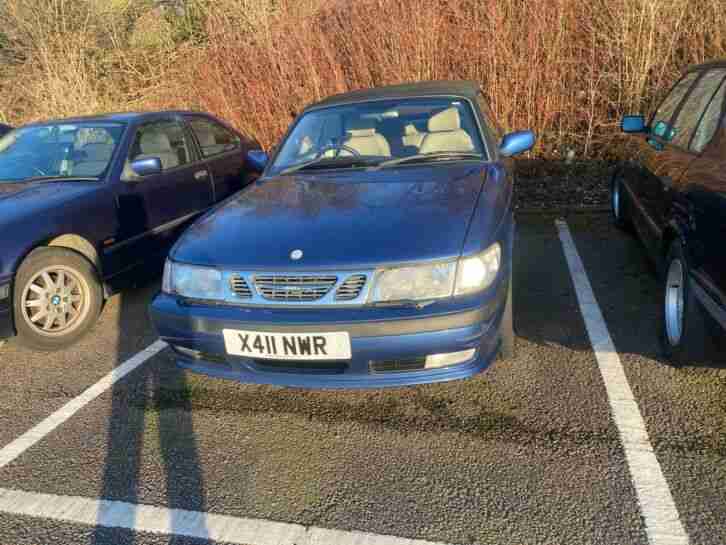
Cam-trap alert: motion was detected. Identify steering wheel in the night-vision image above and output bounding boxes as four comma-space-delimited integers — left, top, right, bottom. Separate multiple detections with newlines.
313, 143, 361, 160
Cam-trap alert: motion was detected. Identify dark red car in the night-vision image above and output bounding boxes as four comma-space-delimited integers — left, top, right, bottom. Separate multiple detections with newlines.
614, 61, 726, 364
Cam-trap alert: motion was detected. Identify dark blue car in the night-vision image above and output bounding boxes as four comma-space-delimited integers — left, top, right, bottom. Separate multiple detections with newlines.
0, 111, 261, 350
151, 81, 535, 388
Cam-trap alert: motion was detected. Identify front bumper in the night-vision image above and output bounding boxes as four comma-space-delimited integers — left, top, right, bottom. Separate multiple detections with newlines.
0, 282, 13, 340
150, 273, 509, 389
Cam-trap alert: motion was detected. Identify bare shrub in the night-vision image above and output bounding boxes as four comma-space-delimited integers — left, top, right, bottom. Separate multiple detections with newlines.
1, 0, 725, 159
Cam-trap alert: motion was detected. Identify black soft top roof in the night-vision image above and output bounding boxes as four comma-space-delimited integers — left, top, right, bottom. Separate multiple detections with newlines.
686, 59, 726, 73
305, 81, 481, 111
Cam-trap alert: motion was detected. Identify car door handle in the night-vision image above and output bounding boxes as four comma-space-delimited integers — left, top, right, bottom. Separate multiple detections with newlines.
194, 170, 209, 181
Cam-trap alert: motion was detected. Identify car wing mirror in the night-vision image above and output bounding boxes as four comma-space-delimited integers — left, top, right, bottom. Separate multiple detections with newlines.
128, 157, 162, 178
621, 115, 646, 133
499, 130, 535, 157
246, 149, 268, 173
652, 120, 677, 142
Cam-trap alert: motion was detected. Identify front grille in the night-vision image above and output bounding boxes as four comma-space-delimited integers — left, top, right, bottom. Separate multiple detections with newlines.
335, 274, 367, 301
369, 358, 426, 374
254, 274, 337, 302
229, 275, 253, 298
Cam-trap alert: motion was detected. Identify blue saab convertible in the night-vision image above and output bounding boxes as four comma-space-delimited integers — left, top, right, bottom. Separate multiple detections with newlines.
150, 81, 535, 388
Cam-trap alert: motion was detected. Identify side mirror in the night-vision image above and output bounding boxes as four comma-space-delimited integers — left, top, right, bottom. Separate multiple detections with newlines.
622, 115, 646, 133
129, 157, 162, 177
652, 120, 678, 141
499, 130, 535, 157
246, 149, 268, 173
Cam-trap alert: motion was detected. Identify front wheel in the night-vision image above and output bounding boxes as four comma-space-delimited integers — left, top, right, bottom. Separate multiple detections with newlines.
13, 247, 103, 351
661, 240, 708, 366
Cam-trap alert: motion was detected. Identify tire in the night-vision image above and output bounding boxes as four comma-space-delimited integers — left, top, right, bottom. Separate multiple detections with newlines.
499, 272, 515, 359
661, 240, 708, 366
612, 171, 632, 232
13, 247, 103, 351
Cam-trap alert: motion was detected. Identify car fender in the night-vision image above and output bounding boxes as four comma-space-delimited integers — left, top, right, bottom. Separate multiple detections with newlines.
0, 187, 116, 284
460, 163, 513, 259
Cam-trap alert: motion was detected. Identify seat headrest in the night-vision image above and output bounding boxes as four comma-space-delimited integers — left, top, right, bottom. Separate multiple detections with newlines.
404, 124, 419, 135
195, 128, 216, 147
79, 143, 113, 161
347, 128, 376, 137
428, 108, 461, 132
346, 118, 377, 138
140, 131, 173, 154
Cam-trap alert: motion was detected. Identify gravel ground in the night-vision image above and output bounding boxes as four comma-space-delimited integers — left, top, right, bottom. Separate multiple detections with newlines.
515, 159, 613, 211
1, 214, 724, 545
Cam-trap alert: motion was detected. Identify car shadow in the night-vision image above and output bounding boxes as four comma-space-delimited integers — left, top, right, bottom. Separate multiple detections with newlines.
91, 264, 209, 543
512, 208, 726, 371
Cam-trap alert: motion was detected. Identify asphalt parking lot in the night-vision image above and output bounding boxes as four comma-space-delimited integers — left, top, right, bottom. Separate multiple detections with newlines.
0, 213, 724, 545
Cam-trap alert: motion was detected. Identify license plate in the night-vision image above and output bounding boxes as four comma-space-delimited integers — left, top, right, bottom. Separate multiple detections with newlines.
222, 329, 351, 360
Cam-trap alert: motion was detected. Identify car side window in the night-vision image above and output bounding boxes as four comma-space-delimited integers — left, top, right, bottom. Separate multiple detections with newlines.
188, 117, 241, 158
125, 120, 192, 179
650, 72, 699, 134
670, 69, 726, 150
691, 76, 726, 153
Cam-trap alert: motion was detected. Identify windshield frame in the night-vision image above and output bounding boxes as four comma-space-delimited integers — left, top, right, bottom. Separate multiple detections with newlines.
266, 94, 490, 176
0, 121, 128, 183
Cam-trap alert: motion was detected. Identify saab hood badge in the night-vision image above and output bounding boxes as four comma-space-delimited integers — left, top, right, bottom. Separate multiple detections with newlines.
290, 249, 303, 261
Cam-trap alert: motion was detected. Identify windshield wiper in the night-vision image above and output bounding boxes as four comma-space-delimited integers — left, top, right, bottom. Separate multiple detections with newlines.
372, 152, 484, 170
23, 175, 98, 183
279, 156, 377, 175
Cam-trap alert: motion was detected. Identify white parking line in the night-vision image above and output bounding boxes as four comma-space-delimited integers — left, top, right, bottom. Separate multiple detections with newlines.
0, 340, 167, 469
556, 220, 689, 545
0, 488, 448, 545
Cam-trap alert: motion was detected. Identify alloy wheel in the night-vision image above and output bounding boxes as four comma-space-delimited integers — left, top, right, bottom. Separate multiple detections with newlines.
665, 259, 685, 346
20, 266, 90, 337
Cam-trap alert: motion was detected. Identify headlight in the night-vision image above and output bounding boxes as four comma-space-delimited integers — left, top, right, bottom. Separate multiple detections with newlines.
455, 242, 501, 296
162, 260, 223, 300
370, 261, 456, 303
369, 242, 502, 303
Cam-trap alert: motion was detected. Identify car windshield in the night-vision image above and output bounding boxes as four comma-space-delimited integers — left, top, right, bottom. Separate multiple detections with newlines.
0, 122, 126, 182
270, 97, 486, 175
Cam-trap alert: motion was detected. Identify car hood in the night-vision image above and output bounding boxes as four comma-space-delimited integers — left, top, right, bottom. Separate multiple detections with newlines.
0, 180, 99, 222
173, 164, 489, 270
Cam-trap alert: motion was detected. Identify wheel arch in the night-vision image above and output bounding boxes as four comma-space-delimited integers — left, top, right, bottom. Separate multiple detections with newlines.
660, 220, 689, 273
12, 234, 108, 304
46, 234, 102, 274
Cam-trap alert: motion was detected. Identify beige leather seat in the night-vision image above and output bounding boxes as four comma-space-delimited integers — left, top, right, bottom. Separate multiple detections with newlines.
418, 108, 474, 154
195, 125, 226, 157
134, 131, 180, 169
341, 119, 391, 157
71, 143, 114, 176
402, 124, 426, 149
